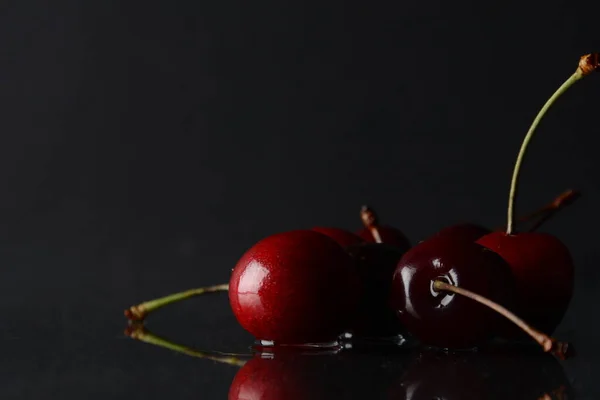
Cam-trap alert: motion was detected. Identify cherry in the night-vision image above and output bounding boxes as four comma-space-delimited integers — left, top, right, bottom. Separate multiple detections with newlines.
310, 226, 365, 248
345, 242, 407, 338
357, 205, 411, 251
390, 237, 514, 349
390, 236, 572, 358
477, 231, 574, 336
477, 54, 599, 336
228, 230, 361, 346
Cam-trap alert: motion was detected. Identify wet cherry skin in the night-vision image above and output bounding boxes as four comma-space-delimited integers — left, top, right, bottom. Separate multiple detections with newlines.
357, 225, 411, 252
228, 230, 361, 345
310, 227, 365, 248
476, 231, 574, 336
390, 236, 515, 349
345, 242, 407, 337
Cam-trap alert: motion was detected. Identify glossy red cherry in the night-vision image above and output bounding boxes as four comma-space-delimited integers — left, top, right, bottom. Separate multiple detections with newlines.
476, 232, 574, 336
345, 242, 407, 338
228, 230, 361, 345
390, 236, 515, 349
357, 205, 411, 251
310, 227, 365, 248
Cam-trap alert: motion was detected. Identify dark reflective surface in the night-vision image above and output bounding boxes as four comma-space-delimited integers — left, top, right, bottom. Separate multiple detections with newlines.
0, 229, 597, 399
123, 324, 574, 399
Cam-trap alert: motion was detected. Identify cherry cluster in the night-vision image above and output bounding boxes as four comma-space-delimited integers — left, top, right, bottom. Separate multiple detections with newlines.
124, 53, 599, 360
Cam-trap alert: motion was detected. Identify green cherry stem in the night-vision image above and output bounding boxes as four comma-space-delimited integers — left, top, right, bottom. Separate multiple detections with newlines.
433, 280, 573, 360
124, 283, 229, 321
506, 53, 599, 235
125, 322, 248, 366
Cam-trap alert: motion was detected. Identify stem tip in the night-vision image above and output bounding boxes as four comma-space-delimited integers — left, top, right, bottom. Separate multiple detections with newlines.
578, 53, 600, 76
360, 205, 379, 228
124, 306, 146, 321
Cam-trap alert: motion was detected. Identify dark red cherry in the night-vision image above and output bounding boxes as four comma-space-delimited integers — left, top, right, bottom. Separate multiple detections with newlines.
345, 243, 407, 338
228, 230, 361, 345
390, 236, 515, 349
476, 231, 574, 336
310, 227, 365, 248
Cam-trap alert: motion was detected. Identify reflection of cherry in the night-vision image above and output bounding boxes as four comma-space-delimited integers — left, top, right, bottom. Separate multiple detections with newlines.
357, 205, 411, 251
478, 345, 572, 400
389, 348, 571, 400
311, 227, 365, 248
389, 351, 487, 399
230, 346, 406, 400
229, 230, 361, 346
228, 352, 345, 400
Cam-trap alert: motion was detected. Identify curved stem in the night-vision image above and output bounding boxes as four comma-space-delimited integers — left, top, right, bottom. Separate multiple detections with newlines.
124, 283, 229, 321
125, 322, 248, 366
433, 280, 573, 360
506, 72, 583, 234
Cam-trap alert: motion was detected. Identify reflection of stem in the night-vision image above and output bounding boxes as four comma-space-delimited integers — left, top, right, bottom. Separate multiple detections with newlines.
433, 281, 573, 360
125, 283, 229, 321
537, 384, 567, 400
125, 323, 248, 367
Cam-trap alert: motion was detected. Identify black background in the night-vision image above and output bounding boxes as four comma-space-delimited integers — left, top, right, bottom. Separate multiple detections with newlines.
1, 1, 599, 398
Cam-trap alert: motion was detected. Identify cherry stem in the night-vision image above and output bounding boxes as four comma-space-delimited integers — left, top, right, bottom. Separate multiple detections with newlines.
497, 189, 581, 232
125, 322, 248, 366
506, 53, 599, 235
432, 280, 573, 360
124, 283, 229, 321
360, 205, 383, 243
527, 189, 581, 233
